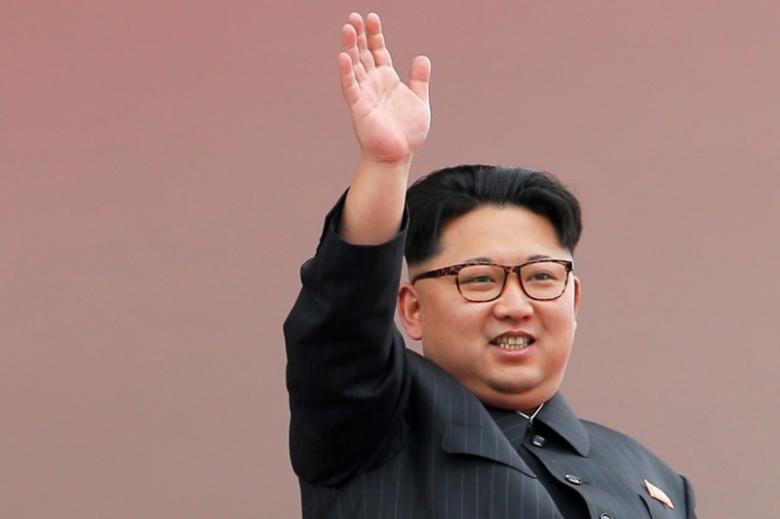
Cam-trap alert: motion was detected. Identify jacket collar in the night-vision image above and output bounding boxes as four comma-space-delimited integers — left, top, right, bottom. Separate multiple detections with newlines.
535, 393, 591, 457
484, 392, 591, 457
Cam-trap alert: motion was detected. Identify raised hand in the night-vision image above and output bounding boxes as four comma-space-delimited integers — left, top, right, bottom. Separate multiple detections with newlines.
339, 13, 431, 165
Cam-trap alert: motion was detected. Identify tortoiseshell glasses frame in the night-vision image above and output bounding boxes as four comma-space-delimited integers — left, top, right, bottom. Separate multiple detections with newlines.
411, 259, 573, 302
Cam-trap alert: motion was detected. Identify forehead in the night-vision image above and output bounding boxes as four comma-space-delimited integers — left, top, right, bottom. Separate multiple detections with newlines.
435, 204, 566, 263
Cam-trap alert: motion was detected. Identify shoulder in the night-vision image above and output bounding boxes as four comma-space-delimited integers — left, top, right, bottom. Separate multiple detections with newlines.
580, 418, 650, 447
571, 419, 695, 515
579, 418, 689, 493
581, 419, 672, 466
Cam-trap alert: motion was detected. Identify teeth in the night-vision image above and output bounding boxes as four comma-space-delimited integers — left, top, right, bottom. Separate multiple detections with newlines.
494, 336, 532, 350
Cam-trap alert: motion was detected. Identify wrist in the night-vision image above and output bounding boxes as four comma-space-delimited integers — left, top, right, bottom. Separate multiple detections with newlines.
358, 153, 413, 171
342, 155, 410, 245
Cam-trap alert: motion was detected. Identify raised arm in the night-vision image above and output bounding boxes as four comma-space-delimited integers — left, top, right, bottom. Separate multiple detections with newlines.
338, 12, 431, 244
284, 13, 431, 485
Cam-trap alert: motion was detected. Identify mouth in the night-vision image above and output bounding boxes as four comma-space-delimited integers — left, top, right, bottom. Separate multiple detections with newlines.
489, 333, 536, 351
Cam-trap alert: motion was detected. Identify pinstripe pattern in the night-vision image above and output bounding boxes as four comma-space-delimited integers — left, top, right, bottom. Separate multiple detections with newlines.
285, 199, 696, 518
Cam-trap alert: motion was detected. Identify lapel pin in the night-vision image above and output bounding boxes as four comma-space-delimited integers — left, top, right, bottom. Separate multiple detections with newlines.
644, 479, 674, 509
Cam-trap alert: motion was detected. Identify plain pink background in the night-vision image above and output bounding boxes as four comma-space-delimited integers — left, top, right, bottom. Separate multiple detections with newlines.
2, 1, 779, 517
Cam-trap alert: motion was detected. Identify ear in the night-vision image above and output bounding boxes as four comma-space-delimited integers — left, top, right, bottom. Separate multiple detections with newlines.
397, 282, 423, 340
572, 275, 582, 330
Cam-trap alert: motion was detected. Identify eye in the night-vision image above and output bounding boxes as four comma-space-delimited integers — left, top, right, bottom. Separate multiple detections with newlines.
457, 265, 502, 287
523, 264, 565, 284
461, 274, 497, 284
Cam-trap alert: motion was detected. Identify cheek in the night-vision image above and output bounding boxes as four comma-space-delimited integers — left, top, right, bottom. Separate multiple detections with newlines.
538, 308, 576, 373
420, 296, 490, 349
448, 302, 491, 334
422, 289, 474, 325
541, 303, 577, 342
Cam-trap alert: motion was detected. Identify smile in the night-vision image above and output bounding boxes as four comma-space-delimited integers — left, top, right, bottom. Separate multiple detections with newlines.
490, 334, 535, 350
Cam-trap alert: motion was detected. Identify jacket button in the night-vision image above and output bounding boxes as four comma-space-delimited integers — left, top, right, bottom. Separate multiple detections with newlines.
564, 474, 583, 485
600, 514, 612, 519
531, 435, 546, 447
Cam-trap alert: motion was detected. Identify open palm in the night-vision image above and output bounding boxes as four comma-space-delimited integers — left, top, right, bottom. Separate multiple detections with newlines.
339, 13, 431, 164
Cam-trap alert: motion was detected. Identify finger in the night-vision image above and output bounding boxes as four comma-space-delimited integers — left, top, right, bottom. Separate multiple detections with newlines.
349, 12, 376, 72
342, 22, 367, 82
408, 55, 431, 102
338, 52, 360, 106
366, 12, 392, 67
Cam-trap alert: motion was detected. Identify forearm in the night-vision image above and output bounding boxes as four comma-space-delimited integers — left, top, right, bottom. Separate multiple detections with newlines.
339, 155, 411, 245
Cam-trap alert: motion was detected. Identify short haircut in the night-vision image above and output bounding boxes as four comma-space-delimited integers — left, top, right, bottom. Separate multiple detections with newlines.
404, 164, 582, 266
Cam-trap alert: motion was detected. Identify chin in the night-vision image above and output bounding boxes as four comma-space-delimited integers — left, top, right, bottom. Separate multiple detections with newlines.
490, 371, 546, 393
481, 379, 557, 409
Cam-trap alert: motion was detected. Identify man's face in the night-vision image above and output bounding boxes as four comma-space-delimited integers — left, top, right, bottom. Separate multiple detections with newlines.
398, 204, 581, 412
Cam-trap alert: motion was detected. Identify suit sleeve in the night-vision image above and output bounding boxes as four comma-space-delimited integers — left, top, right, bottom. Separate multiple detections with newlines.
283, 192, 410, 486
682, 475, 697, 518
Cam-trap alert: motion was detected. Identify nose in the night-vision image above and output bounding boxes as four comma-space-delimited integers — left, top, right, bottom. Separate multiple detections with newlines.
491, 270, 535, 320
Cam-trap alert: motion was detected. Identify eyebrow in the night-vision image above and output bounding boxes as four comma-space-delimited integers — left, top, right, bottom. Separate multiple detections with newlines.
461, 254, 553, 263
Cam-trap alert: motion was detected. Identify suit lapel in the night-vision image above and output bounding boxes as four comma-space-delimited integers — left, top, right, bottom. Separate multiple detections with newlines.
406, 350, 537, 478
441, 422, 537, 477
434, 372, 536, 477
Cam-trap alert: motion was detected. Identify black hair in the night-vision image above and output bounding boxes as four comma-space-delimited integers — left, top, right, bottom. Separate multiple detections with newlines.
404, 164, 582, 265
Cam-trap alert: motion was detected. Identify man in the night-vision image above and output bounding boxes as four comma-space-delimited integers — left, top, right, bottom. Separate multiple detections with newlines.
284, 12, 696, 518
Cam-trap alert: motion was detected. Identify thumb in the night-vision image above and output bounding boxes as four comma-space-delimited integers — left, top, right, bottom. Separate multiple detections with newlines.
408, 55, 431, 103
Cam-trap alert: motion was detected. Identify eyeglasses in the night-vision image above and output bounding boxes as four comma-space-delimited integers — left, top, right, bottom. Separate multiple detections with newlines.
411, 259, 573, 302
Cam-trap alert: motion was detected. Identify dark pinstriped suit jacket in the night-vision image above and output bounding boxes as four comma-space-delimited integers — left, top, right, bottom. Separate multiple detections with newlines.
284, 199, 696, 518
